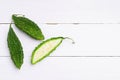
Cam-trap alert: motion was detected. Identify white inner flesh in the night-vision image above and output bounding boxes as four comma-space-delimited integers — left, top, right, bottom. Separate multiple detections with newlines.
33, 38, 62, 63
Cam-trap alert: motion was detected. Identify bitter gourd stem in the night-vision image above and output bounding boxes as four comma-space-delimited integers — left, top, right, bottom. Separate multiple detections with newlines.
63, 37, 75, 44
12, 14, 25, 17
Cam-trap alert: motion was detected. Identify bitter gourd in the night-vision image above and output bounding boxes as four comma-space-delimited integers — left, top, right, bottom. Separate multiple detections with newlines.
12, 14, 44, 40
31, 37, 74, 64
7, 25, 24, 69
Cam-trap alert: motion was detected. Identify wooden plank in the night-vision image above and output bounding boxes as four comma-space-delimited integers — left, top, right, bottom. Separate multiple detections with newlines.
0, 0, 120, 80
0, 0, 120, 23
0, 57, 120, 80
1, 24, 120, 56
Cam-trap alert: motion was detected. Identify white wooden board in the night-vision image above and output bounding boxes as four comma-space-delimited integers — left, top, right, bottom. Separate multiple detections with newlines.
0, 0, 120, 80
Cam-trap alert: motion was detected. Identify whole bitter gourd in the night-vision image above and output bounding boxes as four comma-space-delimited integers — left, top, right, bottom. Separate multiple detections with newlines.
12, 14, 44, 40
7, 25, 24, 69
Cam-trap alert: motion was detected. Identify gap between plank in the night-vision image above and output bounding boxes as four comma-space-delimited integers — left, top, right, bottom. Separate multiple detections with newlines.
1, 56, 120, 58
0, 22, 120, 25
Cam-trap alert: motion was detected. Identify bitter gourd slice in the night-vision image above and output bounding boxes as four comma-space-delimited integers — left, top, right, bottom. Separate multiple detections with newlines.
7, 25, 24, 69
31, 37, 74, 64
12, 14, 44, 40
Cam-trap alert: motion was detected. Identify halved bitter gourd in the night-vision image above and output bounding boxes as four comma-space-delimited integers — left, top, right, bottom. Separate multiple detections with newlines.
31, 37, 74, 64
7, 24, 24, 69
12, 14, 44, 40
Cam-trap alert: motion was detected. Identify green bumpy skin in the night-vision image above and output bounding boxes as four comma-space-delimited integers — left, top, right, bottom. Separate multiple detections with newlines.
31, 37, 64, 64
12, 14, 44, 40
7, 26, 24, 69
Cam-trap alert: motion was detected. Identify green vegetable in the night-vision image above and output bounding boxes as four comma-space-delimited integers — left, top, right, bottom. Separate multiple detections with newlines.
12, 14, 44, 40
31, 37, 74, 64
7, 25, 24, 69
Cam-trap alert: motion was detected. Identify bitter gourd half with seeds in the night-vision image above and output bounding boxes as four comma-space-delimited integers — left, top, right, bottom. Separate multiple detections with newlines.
7, 25, 24, 69
12, 14, 44, 40
31, 37, 74, 64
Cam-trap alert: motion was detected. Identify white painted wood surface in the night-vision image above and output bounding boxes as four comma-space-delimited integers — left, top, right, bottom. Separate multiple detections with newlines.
0, 0, 120, 80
